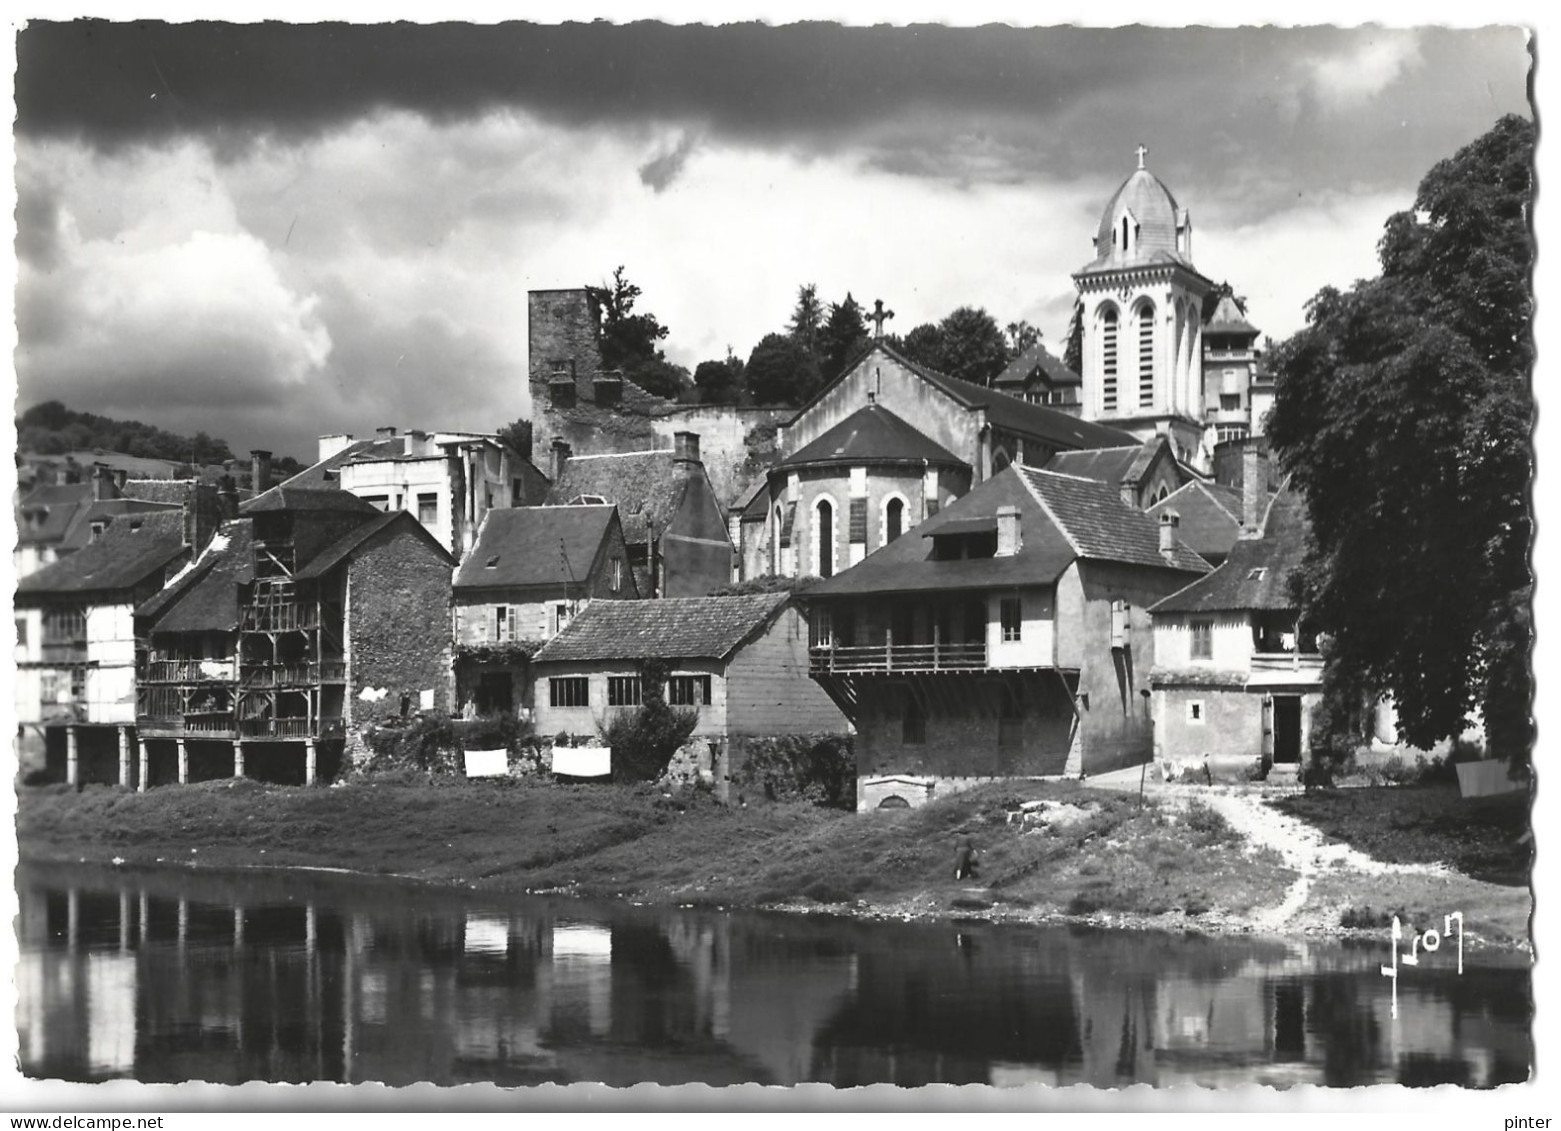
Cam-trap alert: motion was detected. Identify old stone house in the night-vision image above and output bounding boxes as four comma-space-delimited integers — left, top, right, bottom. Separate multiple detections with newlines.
283, 427, 549, 559
452, 504, 640, 715
801, 463, 1210, 809
133, 486, 455, 786
545, 432, 732, 597
14, 510, 202, 784
530, 592, 848, 792
1149, 468, 1319, 783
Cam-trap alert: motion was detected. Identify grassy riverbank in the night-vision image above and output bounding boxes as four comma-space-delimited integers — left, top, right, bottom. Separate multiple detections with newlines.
14, 776, 1530, 948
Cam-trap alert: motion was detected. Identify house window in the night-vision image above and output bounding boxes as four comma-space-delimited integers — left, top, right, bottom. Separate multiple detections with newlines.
418, 493, 438, 524
668, 675, 712, 707
363, 495, 390, 512
495, 606, 519, 643
816, 498, 834, 578
552, 603, 572, 636
42, 608, 85, 644
1186, 700, 1206, 725
549, 677, 589, 708
902, 698, 926, 745
1220, 393, 1241, 411
611, 557, 623, 592
1191, 620, 1213, 661
1000, 597, 1022, 643
89, 520, 107, 543
886, 497, 905, 544
811, 608, 834, 648
15, 617, 27, 647
607, 676, 642, 707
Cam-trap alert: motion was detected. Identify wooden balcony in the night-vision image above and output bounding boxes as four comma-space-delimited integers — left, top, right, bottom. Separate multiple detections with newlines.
144, 659, 235, 683
239, 661, 344, 687
135, 712, 238, 739
1251, 651, 1323, 673
240, 604, 319, 632
809, 641, 987, 675
238, 717, 316, 739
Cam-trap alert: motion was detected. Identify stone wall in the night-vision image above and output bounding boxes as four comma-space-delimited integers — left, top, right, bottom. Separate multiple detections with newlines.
344, 525, 454, 731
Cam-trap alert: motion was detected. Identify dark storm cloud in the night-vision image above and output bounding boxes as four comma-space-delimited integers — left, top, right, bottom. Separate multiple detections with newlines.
639, 133, 699, 192
17, 21, 1530, 202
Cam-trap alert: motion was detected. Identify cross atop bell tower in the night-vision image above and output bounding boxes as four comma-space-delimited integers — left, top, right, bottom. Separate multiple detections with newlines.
1135, 144, 1148, 170
867, 298, 895, 340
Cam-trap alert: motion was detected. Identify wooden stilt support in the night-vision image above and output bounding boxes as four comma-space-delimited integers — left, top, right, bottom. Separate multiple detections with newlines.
137, 739, 150, 793
177, 738, 189, 785
66, 726, 79, 787
118, 727, 131, 788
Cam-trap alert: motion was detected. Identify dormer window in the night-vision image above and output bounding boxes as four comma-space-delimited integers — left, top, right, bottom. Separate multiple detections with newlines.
485, 556, 500, 569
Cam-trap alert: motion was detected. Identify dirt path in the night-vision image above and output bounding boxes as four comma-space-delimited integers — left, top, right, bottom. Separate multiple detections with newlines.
1086, 773, 1451, 931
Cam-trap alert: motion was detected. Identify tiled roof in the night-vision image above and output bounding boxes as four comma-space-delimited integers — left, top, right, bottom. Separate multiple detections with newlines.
806, 467, 1076, 597
1151, 486, 1310, 614
239, 484, 381, 515
544, 450, 687, 544
122, 479, 196, 506
57, 498, 183, 552
776, 404, 964, 471
456, 505, 617, 592
277, 438, 395, 489
295, 510, 453, 580
1146, 481, 1256, 565
992, 343, 1082, 389
533, 592, 789, 664
1042, 445, 1143, 486
16, 511, 188, 597
1203, 291, 1260, 337
135, 521, 253, 628
736, 478, 770, 521
1019, 468, 1211, 574
15, 482, 94, 547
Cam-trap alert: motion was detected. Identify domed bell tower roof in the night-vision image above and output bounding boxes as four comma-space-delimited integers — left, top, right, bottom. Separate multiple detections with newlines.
1081, 146, 1197, 274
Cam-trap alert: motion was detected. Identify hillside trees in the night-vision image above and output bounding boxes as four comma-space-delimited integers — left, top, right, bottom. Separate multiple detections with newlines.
1266, 114, 1534, 766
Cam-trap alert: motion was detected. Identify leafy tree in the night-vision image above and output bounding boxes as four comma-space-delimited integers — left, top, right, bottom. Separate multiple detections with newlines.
819, 293, 869, 384
1005, 320, 1041, 357
693, 352, 745, 405
788, 283, 824, 364
1266, 114, 1534, 767
896, 323, 944, 371
936, 306, 1012, 385
496, 418, 534, 460
745, 332, 822, 407
1063, 299, 1084, 375
584, 266, 689, 398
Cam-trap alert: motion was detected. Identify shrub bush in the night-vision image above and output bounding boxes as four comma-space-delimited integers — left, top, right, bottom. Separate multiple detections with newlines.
600, 704, 700, 784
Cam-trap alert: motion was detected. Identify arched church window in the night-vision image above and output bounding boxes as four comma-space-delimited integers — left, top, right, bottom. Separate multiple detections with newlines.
773, 505, 784, 574
993, 449, 1011, 473
1121, 215, 1130, 252
1101, 307, 1119, 412
1137, 301, 1156, 409
886, 497, 904, 543
1154, 485, 1170, 504
816, 498, 834, 578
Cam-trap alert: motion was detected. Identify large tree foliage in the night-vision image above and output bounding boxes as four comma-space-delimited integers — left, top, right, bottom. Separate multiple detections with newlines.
788, 283, 824, 364
745, 332, 822, 406
894, 306, 1012, 385
819, 292, 869, 384
693, 352, 745, 405
585, 266, 690, 399
1063, 299, 1084, 376
1266, 114, 1533, 765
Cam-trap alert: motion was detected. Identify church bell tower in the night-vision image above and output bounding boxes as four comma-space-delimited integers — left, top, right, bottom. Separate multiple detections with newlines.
1072, 147, 1214, 469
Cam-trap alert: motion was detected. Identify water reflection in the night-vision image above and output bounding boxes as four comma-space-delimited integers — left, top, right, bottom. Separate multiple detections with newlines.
15, 862, 1530, 1088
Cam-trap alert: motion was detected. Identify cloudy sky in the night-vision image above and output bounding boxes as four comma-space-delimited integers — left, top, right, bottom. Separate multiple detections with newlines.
12, 19, 1532, 464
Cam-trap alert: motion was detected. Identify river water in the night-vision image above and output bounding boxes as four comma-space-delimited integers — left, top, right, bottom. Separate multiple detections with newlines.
16, 861, 1530, 1088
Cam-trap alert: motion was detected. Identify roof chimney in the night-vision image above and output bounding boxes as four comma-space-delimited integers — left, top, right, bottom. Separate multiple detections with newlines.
250, 450, 272, 494
375, 425, 397, 441
112, 468, 128, 492
1241, 439, 1263, 539
551, 438, 572, 482
318, 433, 355, 462
91, 463, 114, 502
673, 431, 701, 469
996, 505, 1022, 557
1158, 510, 1181, 562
